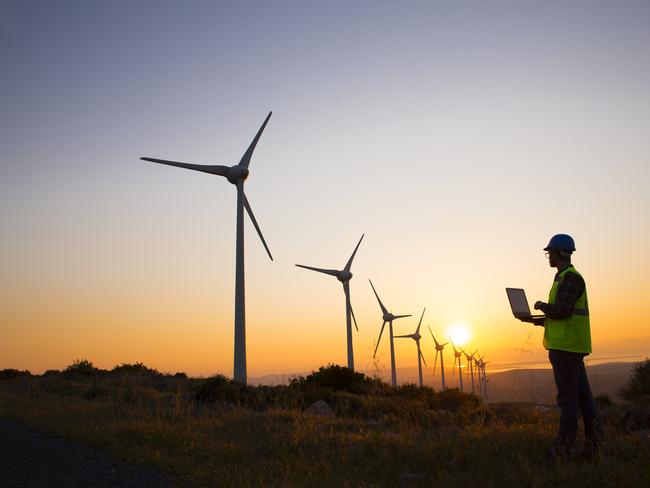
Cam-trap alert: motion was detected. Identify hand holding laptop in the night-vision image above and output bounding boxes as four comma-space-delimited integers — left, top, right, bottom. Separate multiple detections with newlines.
506, 288, 546, 327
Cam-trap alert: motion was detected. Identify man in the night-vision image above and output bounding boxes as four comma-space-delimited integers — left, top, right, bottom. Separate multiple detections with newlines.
521, 234, 603, 462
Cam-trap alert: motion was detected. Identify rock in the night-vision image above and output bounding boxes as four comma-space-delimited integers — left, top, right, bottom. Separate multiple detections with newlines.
306, 400, 335, 418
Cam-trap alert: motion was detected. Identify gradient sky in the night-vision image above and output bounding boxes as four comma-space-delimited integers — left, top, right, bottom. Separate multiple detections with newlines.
1, 1, 649, 377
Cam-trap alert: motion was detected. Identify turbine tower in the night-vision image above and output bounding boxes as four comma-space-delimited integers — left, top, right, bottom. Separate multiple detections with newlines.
428, 327, 448, 390
474, 353, 483, 399
140, 112, 273, 385
478, 356, 489, 402
450, 339, 464, 392
369, 279, 411, 386
394, 308, 427, 387
295, 234, 364, 370
461, 348, 478, 394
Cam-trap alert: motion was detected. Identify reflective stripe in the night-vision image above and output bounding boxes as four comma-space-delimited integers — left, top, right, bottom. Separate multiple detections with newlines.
573, 308, 589, 316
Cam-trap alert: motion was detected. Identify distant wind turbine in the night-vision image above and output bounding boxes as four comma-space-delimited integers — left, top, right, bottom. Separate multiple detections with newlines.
140, 112, 273, 385
450, 339, 464, 392
369, 279, 411, 386
461, 348, 478, 394
428, 327, 448, 390
395, 307, 427, 387
295, 234, 364, 370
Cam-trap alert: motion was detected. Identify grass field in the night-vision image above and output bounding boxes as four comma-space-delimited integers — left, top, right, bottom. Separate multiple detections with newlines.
0, 363, 648, 487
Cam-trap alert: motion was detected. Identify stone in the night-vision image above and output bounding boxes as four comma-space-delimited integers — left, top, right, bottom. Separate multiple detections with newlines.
306, 399, 335, 418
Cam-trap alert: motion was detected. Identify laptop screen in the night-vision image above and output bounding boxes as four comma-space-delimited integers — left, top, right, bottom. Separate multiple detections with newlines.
506, 288, 532, 317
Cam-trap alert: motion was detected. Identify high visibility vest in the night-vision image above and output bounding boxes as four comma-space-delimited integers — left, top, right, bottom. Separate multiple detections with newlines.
543, 266, 592, 353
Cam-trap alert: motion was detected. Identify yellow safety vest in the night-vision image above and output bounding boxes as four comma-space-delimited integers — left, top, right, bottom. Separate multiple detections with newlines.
543, 266, 592, 353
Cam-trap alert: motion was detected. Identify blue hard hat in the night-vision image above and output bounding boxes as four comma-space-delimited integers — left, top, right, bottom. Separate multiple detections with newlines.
544, 234, 576, 252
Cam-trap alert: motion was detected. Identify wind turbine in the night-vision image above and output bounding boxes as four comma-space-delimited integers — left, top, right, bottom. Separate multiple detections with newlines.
450, 339, 464, 392
479, 356, 489, 402
295, 234, 364, 370
140, 112, 273, 385
474, 353, 483, 399
428, 327, 448, 390
395, 308, 427, 387
461, 348, 478, 394
369, 279, 411, 386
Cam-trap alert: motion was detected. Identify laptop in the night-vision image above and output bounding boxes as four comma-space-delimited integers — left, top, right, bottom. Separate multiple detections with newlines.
506, 288, 546, 320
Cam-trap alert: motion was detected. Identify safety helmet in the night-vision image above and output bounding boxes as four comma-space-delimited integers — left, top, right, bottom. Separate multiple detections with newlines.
544, 234, 576, 252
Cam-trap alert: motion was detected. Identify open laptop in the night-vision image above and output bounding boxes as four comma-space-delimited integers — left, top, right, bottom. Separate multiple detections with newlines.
506, 288, 546, 320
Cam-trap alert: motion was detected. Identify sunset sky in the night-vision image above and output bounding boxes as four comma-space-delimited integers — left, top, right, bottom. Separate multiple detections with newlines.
1, 1, 649, 378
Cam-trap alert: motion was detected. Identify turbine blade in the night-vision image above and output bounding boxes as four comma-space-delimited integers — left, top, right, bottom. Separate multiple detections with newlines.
433, 350, 439, 376
343, 281, 358, 332
368, 279, 388, 315
415, 307, 426, 335
452, 358, 456, 377
419, 346, 427, 367
240, 111, 272, 168
140, 157, 229, 176
243, 192, 273, 261
393, 334, 413, 339
373, 321, 387, 358
393, 314, 412, 320
428, 326, 439, 347
350, 302, 359, 332
344, 233, 364, 272
295, 264, 339, 277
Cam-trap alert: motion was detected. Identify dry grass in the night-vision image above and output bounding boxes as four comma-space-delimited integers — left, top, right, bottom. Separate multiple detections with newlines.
0, 369, 649, 487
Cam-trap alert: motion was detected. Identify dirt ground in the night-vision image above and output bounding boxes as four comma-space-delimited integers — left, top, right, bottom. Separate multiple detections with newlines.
0, 417, 172, 488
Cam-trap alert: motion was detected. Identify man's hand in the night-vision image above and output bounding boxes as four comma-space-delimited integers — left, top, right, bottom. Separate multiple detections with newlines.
534, 301, 546, 310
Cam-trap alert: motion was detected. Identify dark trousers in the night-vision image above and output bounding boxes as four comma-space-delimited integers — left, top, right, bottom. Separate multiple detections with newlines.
548, 349, 602, 450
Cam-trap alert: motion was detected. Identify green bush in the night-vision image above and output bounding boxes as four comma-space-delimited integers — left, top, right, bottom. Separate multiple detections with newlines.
619, 359, 650, 402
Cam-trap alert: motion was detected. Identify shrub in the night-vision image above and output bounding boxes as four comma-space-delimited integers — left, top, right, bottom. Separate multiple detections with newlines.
619, 359, 650, 402
0, 369, 31, 379
111, 362, 160, 376
63, 359, 97, 378
290, 364, 384, 395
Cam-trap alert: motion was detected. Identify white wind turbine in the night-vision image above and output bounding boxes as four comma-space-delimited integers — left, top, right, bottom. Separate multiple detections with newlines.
141, 112, 273, 385
394, 308, 427, 387
461, 348, 478, 394
428, 327, 448, 390
450, 339, 464, 392
369, 279, 411, 386
295, 234, 364, 370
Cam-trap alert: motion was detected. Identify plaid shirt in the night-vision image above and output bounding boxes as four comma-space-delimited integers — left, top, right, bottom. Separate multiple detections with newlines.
539, 265, 585, 319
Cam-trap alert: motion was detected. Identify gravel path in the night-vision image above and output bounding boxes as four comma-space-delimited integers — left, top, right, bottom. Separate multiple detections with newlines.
0, 418, 173, 488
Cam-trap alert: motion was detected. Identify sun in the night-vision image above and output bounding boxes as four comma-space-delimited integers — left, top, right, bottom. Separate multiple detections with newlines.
447, 322, 472, 346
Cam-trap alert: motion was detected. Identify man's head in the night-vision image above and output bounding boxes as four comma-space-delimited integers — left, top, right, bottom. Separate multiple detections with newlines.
544, 234, 575, 268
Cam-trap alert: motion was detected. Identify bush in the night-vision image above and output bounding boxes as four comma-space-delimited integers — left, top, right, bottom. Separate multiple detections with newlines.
619, 359, 650, 402
0, 369, 31, 379
290, 364, 384, 395
63, 359, 97, 378
111, 362, 160, 376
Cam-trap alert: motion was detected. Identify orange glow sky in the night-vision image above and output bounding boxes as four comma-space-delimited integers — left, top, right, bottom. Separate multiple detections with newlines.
1, 1, 649, 377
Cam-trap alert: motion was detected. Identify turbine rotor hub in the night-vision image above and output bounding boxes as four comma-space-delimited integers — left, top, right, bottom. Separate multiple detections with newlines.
227, 165, 249, 184
337, 270, 353, 282
385, 313, 395, 321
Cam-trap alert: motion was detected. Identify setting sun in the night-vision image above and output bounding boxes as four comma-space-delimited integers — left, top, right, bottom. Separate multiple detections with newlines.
447, 323, 472, 347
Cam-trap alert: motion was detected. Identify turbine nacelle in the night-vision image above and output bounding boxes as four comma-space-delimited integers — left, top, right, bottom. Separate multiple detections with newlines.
227, 165, 249, 184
